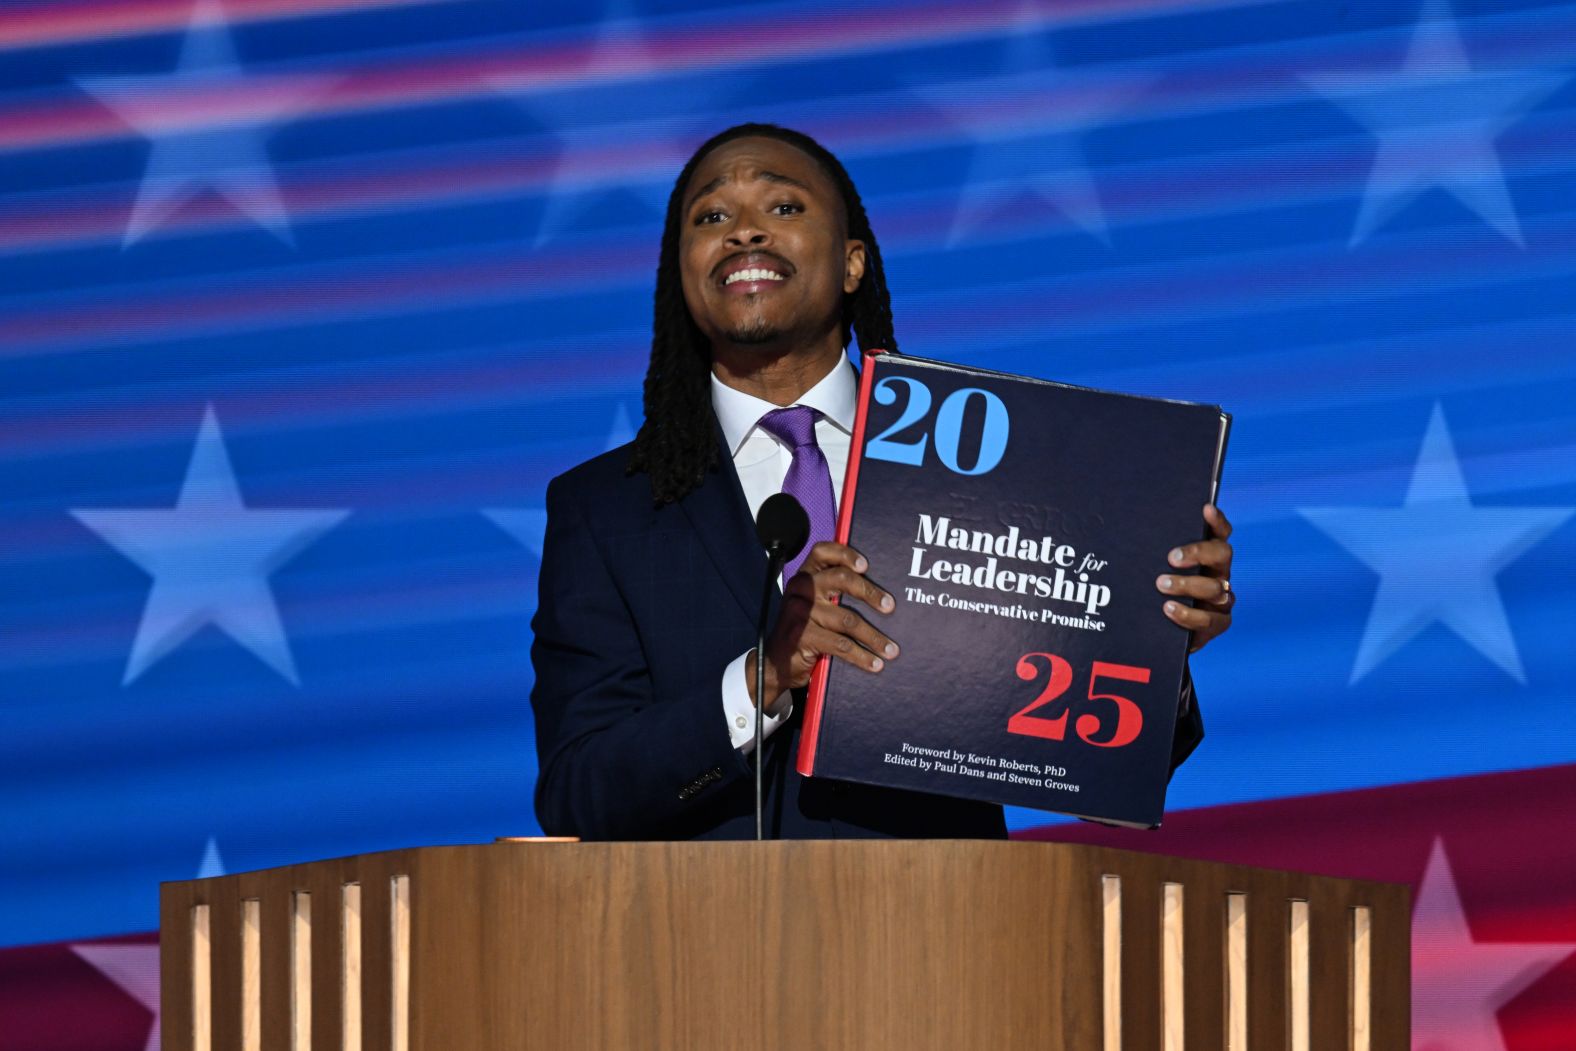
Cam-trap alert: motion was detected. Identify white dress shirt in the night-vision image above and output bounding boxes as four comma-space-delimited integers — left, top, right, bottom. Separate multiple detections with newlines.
711, 356, 857, 753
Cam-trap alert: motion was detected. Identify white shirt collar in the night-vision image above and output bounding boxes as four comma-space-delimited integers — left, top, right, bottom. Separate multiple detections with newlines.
710, 354, 858, 457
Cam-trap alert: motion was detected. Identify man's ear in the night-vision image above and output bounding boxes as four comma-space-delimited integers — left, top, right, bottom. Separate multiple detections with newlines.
844, 240, 866, 294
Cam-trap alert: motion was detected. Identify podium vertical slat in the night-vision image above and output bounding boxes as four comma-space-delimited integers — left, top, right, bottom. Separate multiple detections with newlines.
390, 875, 410, 1051
1102, 875, 1122, 1051
1352, 906, 1372, 1051
291, 891, 313, 1051
241, 898, 261, 1051
1161, 883, 1184, 1051
338, 878, 363, 1051
191, 903, 212, 1051
1224, 894, 1248, 1051
1289, 899, 1310, 1051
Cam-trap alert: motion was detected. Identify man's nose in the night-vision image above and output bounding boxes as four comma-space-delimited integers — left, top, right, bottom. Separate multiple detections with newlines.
724, 216, 770, 246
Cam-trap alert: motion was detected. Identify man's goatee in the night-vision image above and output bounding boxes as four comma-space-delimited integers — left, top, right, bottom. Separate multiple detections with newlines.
727, 318, 781, 345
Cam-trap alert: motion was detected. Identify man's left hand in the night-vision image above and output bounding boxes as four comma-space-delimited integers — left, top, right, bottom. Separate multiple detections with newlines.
1156, 503, 1234, 654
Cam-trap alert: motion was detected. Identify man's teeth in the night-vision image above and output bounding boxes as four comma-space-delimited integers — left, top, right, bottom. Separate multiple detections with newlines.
724, 268, 785, 285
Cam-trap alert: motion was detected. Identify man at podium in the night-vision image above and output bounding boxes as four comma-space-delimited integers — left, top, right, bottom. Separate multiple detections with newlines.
528, 124, 1230, 840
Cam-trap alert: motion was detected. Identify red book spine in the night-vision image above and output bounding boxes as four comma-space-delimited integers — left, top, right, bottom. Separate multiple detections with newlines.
796, 350, 883, 776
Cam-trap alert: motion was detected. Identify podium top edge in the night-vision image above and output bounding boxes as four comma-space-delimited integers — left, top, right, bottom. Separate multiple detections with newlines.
156, 838, 1409, 895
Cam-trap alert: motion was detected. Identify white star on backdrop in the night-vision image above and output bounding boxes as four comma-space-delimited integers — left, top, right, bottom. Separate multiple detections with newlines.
196, 836, 226, 878
1303, 0, 1568, 246
1299, 403, 1572, 683
486, 507, 549, 560
917, 3, 1150, 245
76, 0, 334, 246
486, 404, 636, 558
71, 942, 161, 1051
491, 0, 703, 246
72, 406, 349, 685
71, 839, 228, 1051
1411, 838, 1576, 1051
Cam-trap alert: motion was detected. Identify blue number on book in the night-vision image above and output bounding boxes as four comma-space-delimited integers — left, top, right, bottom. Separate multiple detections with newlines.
866, 376, 931, 466
934, 387, 1009, 476
866, 376, 1010, 476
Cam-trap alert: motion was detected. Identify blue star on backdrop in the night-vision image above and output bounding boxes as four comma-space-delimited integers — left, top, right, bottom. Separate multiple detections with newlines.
1304, 0, 1570, 245
72, 406, 349, 685
1300, 403, 1572, 683
75, 0, 336, 246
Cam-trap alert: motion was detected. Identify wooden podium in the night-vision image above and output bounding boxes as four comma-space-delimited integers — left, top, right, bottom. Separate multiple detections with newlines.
161, 840, 1408, 1050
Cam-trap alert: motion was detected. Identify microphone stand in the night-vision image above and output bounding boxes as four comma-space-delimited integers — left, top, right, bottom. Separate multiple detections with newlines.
754, 546, 787, 841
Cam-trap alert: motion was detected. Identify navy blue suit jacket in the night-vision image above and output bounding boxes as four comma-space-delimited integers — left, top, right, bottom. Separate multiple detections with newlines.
529, 426, 1203, 840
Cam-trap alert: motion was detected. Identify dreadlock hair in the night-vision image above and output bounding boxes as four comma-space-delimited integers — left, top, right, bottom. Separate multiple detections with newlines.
626, 122, 899, 506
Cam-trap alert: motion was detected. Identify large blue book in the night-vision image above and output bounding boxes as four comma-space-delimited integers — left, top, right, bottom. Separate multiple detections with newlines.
797, 351, 1230, 827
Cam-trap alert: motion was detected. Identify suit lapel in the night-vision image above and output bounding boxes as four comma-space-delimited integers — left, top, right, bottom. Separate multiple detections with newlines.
676, 431, 775, 626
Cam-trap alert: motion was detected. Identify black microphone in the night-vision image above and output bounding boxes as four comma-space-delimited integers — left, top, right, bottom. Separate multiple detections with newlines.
756, 491, 811, 564
752, 493, 809, 840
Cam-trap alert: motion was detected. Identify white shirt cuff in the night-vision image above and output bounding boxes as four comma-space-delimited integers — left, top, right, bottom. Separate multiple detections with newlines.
722, 650, 792, 754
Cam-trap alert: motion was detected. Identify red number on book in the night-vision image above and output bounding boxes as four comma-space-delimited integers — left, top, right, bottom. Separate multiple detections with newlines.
1077, 661, 1151, 748
1007, 653, 1075, 740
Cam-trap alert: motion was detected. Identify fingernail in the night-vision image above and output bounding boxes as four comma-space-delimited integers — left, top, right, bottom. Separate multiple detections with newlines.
881, 594, 894, 611
1158, 575, 1174, 590
884, 642, 899, 658
1169, 548, 1185, 565
855, 556, 868, 572
1165, 601, 1179, 614
871, 658, 884, 672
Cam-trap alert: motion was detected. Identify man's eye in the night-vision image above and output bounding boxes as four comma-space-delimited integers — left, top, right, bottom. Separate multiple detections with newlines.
772, 202, 804, 215
693, 209, 725, 225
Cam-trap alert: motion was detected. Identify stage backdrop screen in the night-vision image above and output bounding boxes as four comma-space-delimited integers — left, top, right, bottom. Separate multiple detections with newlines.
2, 0, 1574, 1047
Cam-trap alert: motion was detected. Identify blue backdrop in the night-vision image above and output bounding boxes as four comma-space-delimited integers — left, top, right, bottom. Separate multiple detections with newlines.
3, 5, 1573, 1029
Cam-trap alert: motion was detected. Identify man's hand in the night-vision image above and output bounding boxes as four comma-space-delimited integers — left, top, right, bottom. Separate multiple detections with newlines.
746, 542, 898, 709
1156, 503, 1235, 654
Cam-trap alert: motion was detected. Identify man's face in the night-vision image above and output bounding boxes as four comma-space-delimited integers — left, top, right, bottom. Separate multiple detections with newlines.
678, 136, 866, 353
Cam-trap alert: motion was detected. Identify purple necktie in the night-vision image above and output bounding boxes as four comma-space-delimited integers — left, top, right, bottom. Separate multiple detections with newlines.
757, 405, 837, 583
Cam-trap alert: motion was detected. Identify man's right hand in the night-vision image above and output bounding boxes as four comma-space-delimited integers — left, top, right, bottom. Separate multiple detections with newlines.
746, 542, 899, 709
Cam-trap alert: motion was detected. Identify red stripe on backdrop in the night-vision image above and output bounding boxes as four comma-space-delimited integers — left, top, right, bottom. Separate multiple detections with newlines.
0, 0, 468, 53
0, 0, 1260, 56
1016, 761, 1576, 1050
0, 932, 158, 1051
0, 0, 1278, 154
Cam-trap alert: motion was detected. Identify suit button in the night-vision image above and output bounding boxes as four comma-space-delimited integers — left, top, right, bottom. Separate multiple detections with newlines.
735, 716, 747, 729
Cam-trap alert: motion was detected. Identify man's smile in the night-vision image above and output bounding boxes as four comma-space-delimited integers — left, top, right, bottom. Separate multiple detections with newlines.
724, 268, 785, 286
715, 251, 793, 294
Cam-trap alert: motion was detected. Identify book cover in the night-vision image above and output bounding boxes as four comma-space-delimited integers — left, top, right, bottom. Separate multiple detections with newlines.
797, 351, 1230, 827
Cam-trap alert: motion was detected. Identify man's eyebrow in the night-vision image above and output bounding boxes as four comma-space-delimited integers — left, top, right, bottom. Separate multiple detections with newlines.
757, 170, 811, 192
685, 175, 727, 212
684, 169, 813, 212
